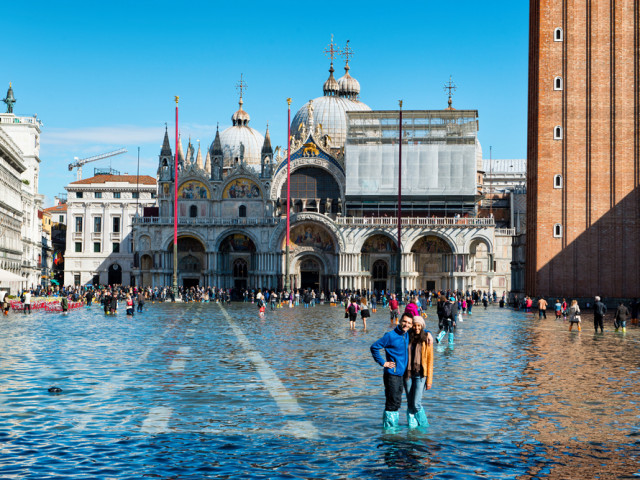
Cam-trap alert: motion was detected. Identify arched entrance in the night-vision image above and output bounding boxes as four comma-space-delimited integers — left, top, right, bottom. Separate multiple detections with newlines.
140, 254, 153, 287
299, 257, 321, 290
411, 235, 453, 291
232, 258, 248, 290
361, 234, 397, 292
219, 233, 256, 290
372, 259, 389, 292
108, 263, 122, 286
168, 236, 206, 288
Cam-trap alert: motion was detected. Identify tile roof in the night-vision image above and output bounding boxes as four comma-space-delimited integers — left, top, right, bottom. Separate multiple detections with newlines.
69, 175, 157, 185
44, 204, 68, 212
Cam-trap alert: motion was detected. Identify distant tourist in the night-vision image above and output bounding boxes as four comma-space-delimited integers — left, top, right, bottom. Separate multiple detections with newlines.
537, 297, 548, 319
614, 301, 630, 333
594, 296, 607, 333
568, 300, 581, 332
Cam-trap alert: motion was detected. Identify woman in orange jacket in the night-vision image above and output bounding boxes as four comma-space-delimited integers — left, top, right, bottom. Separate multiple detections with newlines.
404, 316, 434, 428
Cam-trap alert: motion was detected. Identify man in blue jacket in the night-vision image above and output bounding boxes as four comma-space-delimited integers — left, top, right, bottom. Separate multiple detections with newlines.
370, 312, 413, 428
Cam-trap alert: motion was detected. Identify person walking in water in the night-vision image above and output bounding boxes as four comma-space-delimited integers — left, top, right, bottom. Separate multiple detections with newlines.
370, 312, 412, 429
594, 296, 607, 333
360, 297, 370, 330
614, 301, 630, 333
537, 297, 548, 319
404, 316, 433, 428
568, 299, 581, 331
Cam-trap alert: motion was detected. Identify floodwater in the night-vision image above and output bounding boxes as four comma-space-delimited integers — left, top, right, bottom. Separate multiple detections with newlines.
0, 300, 638, 479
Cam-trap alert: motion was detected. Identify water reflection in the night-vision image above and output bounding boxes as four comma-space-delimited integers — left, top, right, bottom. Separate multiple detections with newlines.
0, 303, 637, 478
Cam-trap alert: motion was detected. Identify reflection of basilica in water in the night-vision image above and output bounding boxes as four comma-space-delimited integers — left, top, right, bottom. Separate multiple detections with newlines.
133, 41, 513, 292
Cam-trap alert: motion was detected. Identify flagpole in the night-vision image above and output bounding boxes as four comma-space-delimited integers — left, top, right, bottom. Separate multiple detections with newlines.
285, 98, 292, 292
396, 100, 403, 297
173, 96, 179, 297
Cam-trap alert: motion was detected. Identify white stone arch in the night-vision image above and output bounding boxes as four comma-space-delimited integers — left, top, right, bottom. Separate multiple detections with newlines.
406, 230, 458, 254
291, 251, 334, 276
216, 171, 266, 201
466, 234, 494, 255
268, 212, 345, 252
354, 229, 399, 253
269, 157, 345, 200
214, 228, 261, 253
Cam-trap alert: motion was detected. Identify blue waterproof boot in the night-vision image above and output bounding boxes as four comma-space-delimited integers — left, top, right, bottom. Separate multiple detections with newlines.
415, 408, 429, 427
448, 332, 454, 344
382, 411, 399, 429
436, 331, 446, 343
407, 411, 418, 428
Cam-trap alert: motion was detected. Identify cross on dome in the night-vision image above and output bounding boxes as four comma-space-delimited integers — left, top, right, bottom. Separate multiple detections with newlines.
444, 76, 457, 109
236, 73, 248, 101
341, 40, 354, 66
324, 34, 341, 65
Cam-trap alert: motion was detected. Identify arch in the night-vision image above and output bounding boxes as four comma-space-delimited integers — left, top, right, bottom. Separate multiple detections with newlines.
178, 180, 210, 199
372, 259, 388, 280
407, 232, 456, 254
465, 234, 493, 255
238, 205, 247, 217
269, 212, 345, 251
285, 222, 336, 253
179, 254, 201, 272
554, 27, 563, 41
270, 157, 345, 200
554, 126, 563, 139
360, 233, 398, 253
215, 229, 259, 252
189, 205, 198, 218
233, 258, 248, 278
279, 166, 340, 213
219, 233, 257, 253
167, 235, 206, 252
554, 76, 563, 91
219, 175, 264, 200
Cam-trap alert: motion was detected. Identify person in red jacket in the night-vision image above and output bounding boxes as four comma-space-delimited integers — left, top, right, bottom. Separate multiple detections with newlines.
388, 294, 399, 326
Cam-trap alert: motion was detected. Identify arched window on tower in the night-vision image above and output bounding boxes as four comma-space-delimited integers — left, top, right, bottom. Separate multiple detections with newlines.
554, 126, 563, 140
554, 174, 563, 189
239, 205, 247, 218
553, 224, 563, 238
189, 205, 197, 218
554, 28, 563, 41
554, 76, 563, 91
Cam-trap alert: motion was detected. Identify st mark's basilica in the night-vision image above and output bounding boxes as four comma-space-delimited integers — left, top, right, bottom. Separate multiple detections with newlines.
132, 42, 513, 294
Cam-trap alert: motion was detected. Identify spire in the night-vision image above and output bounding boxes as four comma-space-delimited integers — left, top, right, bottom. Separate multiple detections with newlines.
210, 123, 223, 156
262, 123, 273, 154
160, 124, 172, 156
195, 142, 203, 169
323, 35, 340, 96
186, 136, 195, 163
3, 82, 16, 114
444, 76, 457, 110
232, 74, 250, 126
177, 134, 185, 164
204, 150, 211, 174
338, 40, 361, 100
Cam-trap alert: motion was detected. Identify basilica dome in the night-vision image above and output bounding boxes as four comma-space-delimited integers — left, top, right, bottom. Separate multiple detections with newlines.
291, 63, 370, 149
218, 97, 265, 170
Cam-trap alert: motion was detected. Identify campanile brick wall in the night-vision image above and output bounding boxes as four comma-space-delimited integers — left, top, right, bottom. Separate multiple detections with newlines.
527, 0, 640, 298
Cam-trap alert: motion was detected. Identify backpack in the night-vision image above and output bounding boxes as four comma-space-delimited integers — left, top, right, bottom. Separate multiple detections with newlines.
348, 304, 357, 316
443, 302, 453, 319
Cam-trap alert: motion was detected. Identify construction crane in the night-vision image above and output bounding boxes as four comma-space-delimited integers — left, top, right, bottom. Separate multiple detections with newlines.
68, 148, 127, 180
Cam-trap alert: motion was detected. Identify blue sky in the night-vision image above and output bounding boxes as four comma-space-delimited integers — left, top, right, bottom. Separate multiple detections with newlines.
3, 1, 529, 206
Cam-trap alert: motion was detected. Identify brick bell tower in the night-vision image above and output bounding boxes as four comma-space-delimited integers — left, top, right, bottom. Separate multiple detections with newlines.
527, 0, 640, 299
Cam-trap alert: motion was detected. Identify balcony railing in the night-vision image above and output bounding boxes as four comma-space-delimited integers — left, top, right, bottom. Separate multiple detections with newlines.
133, 217, 280, 226
335, 217, 496, 227
495, 228, 516, 236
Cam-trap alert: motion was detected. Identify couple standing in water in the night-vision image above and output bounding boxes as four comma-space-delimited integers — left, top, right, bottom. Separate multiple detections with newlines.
370, 312, 434, 429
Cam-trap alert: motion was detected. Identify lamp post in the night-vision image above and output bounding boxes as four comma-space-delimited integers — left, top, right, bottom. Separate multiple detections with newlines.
396, 100, 403, 297
284, 98, 292, 292
172, 96, 179, 297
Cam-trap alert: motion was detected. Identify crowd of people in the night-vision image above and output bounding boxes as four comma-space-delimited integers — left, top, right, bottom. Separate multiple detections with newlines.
522, 295, 639, 333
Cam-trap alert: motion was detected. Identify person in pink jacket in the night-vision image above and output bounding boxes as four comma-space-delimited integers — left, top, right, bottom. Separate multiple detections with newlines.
404, 295, 420, 318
